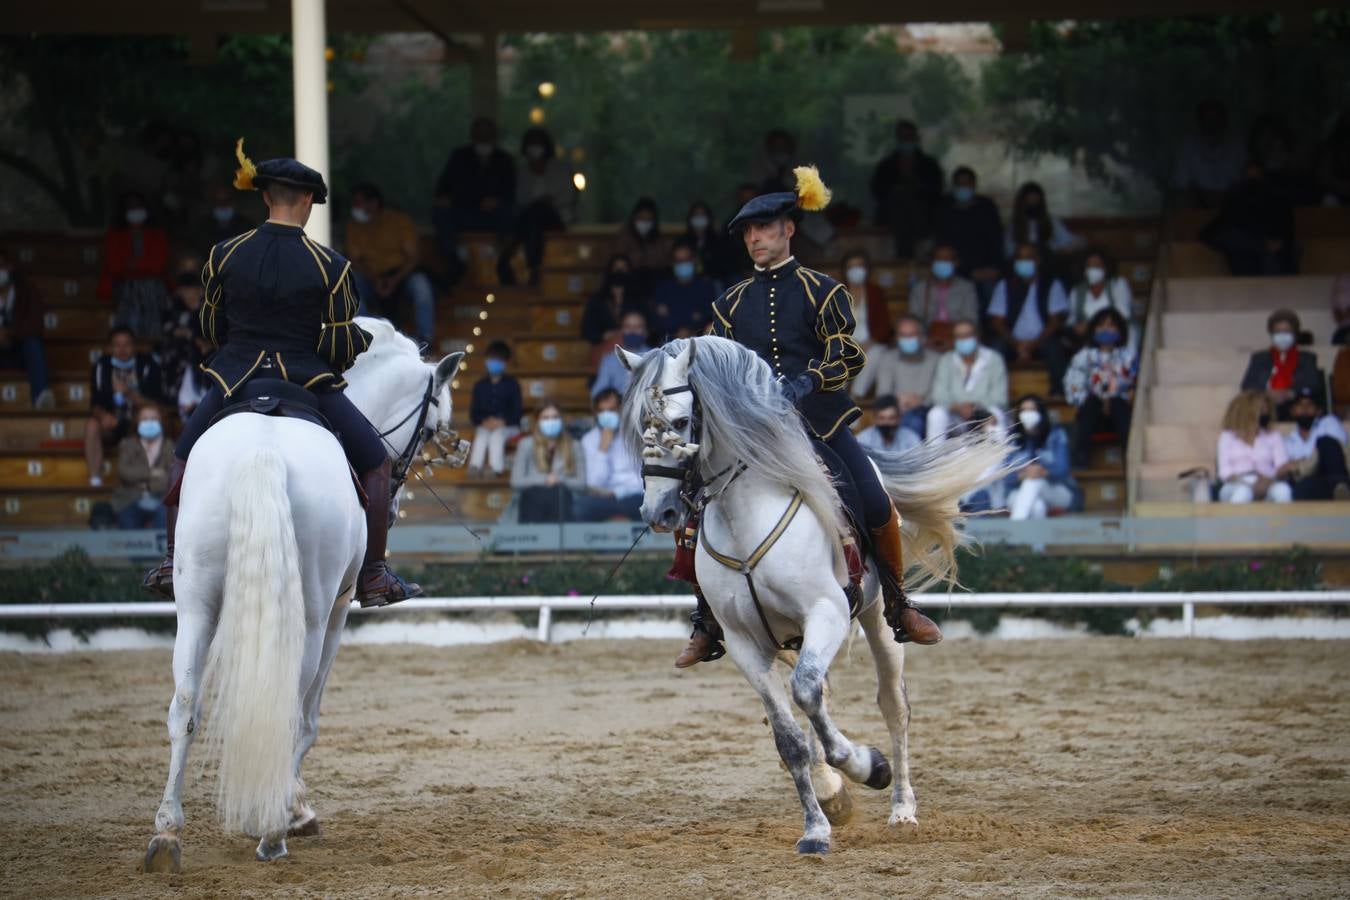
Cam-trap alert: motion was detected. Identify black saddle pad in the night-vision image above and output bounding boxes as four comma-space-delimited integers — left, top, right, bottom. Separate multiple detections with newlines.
811, 439, 869, 553
210, 377, 332, 432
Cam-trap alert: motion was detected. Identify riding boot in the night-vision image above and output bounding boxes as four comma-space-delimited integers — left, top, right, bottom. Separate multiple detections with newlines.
141, 459, 186, 599
870, 502, 943, 646
356, 458, 424, 609
673, 587, 726, 668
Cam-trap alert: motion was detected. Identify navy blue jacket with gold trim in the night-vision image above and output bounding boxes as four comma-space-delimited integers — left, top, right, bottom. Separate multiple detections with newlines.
199, 221, 370, 396
709, 257, 866, 439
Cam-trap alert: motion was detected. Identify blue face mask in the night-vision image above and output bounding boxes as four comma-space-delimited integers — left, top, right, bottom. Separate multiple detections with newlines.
622, 332, 646, 350
954, 336, 979, 357
110, 355, 136, 370
596, 410, 621, 431
1014, 259, 1037, 280
485, 358, 507, 377
538, 418, 563, 439
897, 336, 922, 355
672, 261, 696, 280
952, 185, 975, 204
931, 260, 955, 280
1095, 329, 1121, 346
137, 419, 162, 440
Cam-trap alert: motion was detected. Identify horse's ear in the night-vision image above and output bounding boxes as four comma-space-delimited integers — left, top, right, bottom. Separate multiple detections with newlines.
615, 345, 644, 372
676, 338, 696, 372
434, 351, 464, 394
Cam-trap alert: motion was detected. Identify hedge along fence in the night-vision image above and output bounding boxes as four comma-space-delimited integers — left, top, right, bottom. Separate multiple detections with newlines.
0, 546, 1331, 641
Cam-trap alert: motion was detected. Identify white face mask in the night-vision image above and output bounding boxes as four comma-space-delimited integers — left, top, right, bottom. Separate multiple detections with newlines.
689, 215, 710, 231
350, 207, 372, 224
212, 205, 235, 224
1085, 266, 1106, 285
1018, 409, 1042, 431
634, 219, 654, 236
845, 265, 868, 285
125, 208, 148, 225
1271, 331, 1296, 351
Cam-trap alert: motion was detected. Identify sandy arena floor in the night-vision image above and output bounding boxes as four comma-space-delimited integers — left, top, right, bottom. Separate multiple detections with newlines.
1, 636, 1348, 898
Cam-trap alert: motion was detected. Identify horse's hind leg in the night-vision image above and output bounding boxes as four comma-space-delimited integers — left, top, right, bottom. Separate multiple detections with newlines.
724, 631, 832, 855
859, 595, 916, 825
791, 604, 892, 792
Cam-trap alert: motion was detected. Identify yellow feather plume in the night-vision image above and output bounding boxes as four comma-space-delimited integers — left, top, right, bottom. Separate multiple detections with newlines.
233, 138, 257, 191
793, 165, 831, 212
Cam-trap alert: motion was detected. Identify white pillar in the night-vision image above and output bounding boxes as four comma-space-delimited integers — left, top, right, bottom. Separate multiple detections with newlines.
292, 0, 331, 245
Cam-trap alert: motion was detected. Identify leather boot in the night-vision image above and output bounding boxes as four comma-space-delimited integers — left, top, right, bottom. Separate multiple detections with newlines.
141, 459, 186, 599
674, 588, 726, 668
870, 502, 942, 646
356, 458, 423, 608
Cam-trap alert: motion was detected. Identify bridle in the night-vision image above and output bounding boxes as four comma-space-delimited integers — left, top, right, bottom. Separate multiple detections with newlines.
640, 380, 745, 517
376, 372, 470, 500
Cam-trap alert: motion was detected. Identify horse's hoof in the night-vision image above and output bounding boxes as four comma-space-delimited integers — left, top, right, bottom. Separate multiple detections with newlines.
888, 810, 919, 827
143, 834, 181, 874
863, 747, 893, 791
255, 838, 288, 862
795, 837, 830, 856
288, 813, 322, 838
819, 784, 855, 826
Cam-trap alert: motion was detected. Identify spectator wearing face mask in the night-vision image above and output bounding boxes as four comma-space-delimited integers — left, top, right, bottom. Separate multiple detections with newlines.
432, 116, 517, 283
1064, 307, 1136, 468
85, 325, 166, 486
592, 310, 650, 400
1173, 99, 1247, 208
497, 127, 576, 287
1283, 386, 1350, 500
927, 318, 1008, 439
611, 197, 672, 302
0, 248, 54, 410
346, 182, 438, 344
857, 394, 920, 455
908, 244, 978, 352
575, 388, 644, 522
840, 250, 893, 391
1005, 394, 1079, 520
1331, 274, 1350, 346
1068, 250, 1134, 346
1200, 162, 1298, 277
468, 340, 523, 478
511, 401, 586, 523
1004, 182, 1084, 275
683, 201, 734, 285
651, 241, 714, 339
582, 255, 638, 365
1240, 309, 1320, 420
934, 166, 1004, 306
98, 191, 171, 338
193, 182, 256, 250
1216, 390, 1296, 504
113, 404, 176, 530
987, 243, 1071, 396
158, 255, 206, 406
853, 316, 936, 441
870, 119, 944, 258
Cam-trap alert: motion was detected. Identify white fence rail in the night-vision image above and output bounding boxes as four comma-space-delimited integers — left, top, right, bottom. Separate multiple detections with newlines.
1, 592, 1346, 640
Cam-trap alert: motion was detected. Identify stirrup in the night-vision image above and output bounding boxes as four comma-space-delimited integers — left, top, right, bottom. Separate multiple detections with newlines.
141, 560, 175, 600
356, 568, 423, 609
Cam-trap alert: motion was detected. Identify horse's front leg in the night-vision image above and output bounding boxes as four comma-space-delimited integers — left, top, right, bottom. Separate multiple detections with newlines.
859, 592, 917, 825
723, 629, 832, 855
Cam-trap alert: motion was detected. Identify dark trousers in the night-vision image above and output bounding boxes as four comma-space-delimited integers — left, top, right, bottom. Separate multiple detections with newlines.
497, 200, 565, 284
1073, 395, 1132, 465
824, 426, 893, 529
174, 384, 386, 471
0, 335, 50, 399
574, 491, 642, 522
1292, 436, 1350, 500
519, 485, 573, 523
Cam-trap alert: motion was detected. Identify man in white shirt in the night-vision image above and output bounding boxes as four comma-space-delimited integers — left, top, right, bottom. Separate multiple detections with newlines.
575, 388, 645, 521
1286, 388, 1350, 500
1172, 99, 1247, 207
987, 243, 1071, 397
926, 318, 1009, 439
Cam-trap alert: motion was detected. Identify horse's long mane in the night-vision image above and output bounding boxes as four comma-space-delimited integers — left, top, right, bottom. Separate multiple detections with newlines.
623, 336, 849, 562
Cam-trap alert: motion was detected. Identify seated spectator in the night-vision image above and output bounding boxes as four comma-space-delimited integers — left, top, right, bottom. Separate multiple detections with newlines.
432, 116, 517, 282
98, 191, 171, 337
1006, 394, 1079, 520
192, 182, 257, 251
870, 118, 944, 257
497, 127, 575, 287
1003, 181, 1084, 271
113, 404, 175, 530
651, 241, 714, 340
1172, 99, 1247, 208
1064, 308, 1136, 467
175, 334, 214, 420
926, 318, 1008, 439
683, 201, 735, 285
582, 255, 637, 363
468, 341, 523, 478
934, 166, 1004, 306
0, 248, 54, 409
1315, 110, 1350, 206
754, 128, 798, 194
857, 394, 918, 454
1067, 250, 1134, 346
592, 310, 649, 400
511, 402, 586, 523
1247, 113, 1321, 205
853, 316, 936, 440
987, 243, 1071, 396
908, 244, 978, 352
611, 198, 672, 301
1216, 390, 1295, 504
158, 255, 205, 407
575, 388, 643, 522
1240, 309, 1320, 420
1332, 273, 1350, 345
1284, 387, 1350, 501
1200, 162, 1297, 277
347, 183, 437, 344
841, 250, 894, 384
84, 326, 165, 486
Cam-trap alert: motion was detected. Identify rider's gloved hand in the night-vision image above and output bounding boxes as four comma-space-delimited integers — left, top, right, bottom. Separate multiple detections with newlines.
779, 372, 818, 406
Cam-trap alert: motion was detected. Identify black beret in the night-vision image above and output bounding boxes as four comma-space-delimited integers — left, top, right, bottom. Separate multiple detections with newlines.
253, 158, 329, 205
725, 191, 801, 233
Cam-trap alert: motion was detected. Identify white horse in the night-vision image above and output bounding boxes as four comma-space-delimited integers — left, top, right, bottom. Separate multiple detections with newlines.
618, 336, 1005, 855
144, 318, 463, 872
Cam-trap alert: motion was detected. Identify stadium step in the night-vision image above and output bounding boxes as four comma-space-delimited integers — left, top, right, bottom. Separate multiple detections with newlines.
0, 450, 103, 489
0, 414, 89, 451
1162, 308, 1336, 350
1163, 275, 1337, 314
0, 378, 92, 411
1147, 384, 1234, 426
3, 233, 102, 274
0, 487, 109, 528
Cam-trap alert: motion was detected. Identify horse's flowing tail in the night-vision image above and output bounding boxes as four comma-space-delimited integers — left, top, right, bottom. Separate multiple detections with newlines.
201, 448, 304, 838
867, 429, 1011, 591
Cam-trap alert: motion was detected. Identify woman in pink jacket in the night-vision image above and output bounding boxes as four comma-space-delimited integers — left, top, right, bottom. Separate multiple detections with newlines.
1217, 390, 1297, 503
